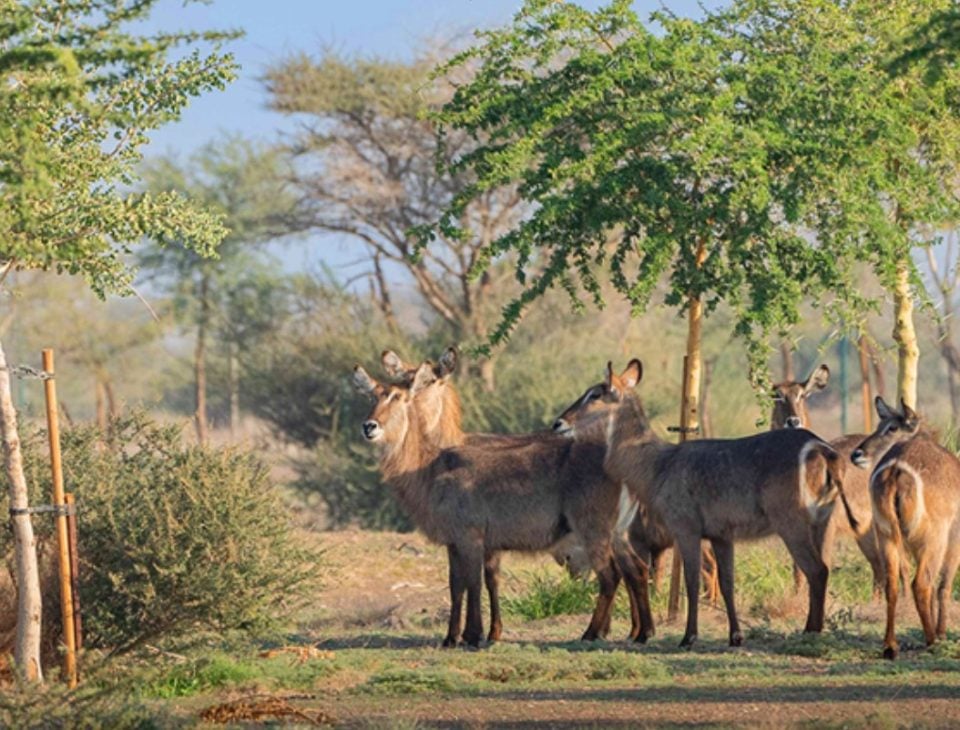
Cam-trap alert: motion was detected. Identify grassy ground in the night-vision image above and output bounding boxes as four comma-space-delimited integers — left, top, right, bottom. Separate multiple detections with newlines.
114, 529, 960, 729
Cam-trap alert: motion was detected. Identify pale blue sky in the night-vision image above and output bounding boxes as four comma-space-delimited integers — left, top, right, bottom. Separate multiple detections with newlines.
138, 0, 725, 277
143, 0, 724, 155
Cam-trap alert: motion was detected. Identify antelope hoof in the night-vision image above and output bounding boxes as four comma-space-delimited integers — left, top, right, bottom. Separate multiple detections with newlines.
442, 636, 458, 648
635, 630, 653, 645
487, 626, 502, 643
581, 629, 602, 642
679, 633, 697, 650
730, 631, 743, 647
882, 645, 898, 660
462, 633, 482, 649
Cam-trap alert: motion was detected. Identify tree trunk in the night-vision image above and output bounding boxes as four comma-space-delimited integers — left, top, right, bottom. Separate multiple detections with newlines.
780, 341, 795, 382
229, 340, 240, 439
95, 378, 107, 430
0, 337, 43, 682
892, 259, 919, 410
857, 336, 873, 433
194, 274, 210, 445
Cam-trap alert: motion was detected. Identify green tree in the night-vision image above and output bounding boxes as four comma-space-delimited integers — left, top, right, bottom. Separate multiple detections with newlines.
719, 0, 960, 409
138, 137, 291, 443
0, 0, 236, 681
423, 0, 853, 436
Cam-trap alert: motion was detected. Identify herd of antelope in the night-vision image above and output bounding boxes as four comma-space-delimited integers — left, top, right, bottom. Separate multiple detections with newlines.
353, 350, 960, 660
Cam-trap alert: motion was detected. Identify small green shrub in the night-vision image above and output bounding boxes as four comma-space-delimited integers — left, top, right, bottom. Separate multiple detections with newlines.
7, 413, 320, 653
501, 570, 598, 620
145, 655, 261, 698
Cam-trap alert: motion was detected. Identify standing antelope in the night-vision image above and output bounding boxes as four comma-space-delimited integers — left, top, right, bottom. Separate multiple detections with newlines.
851, 397, 960, 659
353, 360, 651, 647
555, 359, 856, 648
379, 348, 652, 643
772, 365, 886, 595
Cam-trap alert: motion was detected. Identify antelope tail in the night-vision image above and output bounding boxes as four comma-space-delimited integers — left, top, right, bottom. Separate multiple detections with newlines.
873, 466, 904, 550
824, 446, 859, 532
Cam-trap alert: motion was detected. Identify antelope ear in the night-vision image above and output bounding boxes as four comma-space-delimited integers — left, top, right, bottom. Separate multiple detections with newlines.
437, 346, 458, 377
620, 359, 643, 390
353, 365, 378, 395
381, 350, 411, 379
804, 364, 830, 394
875, 395, 895, 421
411, 361, 438, 394
901, 398, 920, 431
605, 361, 621, 398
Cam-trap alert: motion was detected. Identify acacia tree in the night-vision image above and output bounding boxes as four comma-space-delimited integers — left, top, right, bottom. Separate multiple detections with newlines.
424, 0, 853, 435
0, 0, 234, 681
263, 50, 525, 390
138, 137, 290, 443
725, 0, 960, 411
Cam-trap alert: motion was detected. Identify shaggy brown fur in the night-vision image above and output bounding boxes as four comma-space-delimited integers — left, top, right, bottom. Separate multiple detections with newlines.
851, 397, 960, 659
353, 361, 649, 647
381, 347, 653, 642
555, 359, 856, 649
771, 365, 886, 596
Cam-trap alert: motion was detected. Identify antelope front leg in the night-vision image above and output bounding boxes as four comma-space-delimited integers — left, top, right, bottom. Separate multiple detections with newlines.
484, 551, 502, 642
461, 544, 485, 648
710, 537, 742, 647
677, 536, 702, 649
582, 559, 619, 641
613, 544, 654, 642
444, 545, 466, 648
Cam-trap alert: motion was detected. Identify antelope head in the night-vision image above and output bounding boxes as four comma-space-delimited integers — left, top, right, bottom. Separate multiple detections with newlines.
850, 396, 920, 469
353, 361, 436, 446
771, 364, 829, 430
381, 346, 460, 443
552, 359, 643, 438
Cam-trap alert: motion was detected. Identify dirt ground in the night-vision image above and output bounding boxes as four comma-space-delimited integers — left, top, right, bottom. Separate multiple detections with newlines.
179, 529, 960, 729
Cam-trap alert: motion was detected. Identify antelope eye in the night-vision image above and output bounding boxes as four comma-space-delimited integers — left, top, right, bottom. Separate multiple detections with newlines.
888, 424, 898, 432
589, 390, 601, 400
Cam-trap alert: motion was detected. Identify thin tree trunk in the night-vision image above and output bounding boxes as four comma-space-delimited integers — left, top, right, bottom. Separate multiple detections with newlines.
780, 341, 795, 382
372, 254, 399, 333
0, 337, 43, 682
857, 336, 873, 433
95, 378, 107, 430
681, 240, 708, 437
229, 340, 240, 439
103, 377, 118, 419
194, 274, 210, 445
892, 259, 919, 410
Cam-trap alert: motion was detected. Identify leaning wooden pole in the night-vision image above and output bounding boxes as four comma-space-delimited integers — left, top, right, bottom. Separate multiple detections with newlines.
42, 350, 77, 688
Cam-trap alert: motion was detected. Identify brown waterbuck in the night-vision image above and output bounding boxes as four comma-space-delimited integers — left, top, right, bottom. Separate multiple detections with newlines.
772, 365, 886, 595
850, 397, 960, 659
554, 359, 857, 648
380, 347, 653, 642
353, 359, 651, 647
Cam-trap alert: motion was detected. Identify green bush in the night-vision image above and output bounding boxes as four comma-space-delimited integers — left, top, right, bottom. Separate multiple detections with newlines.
501, 570, 599, 620
4, 413, 319, 653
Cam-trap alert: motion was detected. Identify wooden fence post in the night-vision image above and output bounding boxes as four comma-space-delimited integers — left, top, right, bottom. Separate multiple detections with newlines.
42, 349, 77, 688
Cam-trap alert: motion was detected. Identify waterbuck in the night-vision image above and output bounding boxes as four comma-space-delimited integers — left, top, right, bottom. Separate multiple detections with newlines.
555, 359, 856, 648
379, 348, 652, 642
772, 365, 886, 595
353, 360, 650, 647
851, 397, 960, 659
